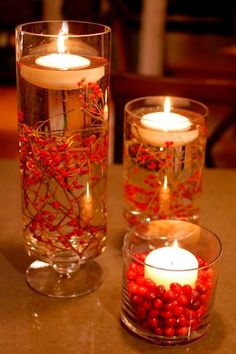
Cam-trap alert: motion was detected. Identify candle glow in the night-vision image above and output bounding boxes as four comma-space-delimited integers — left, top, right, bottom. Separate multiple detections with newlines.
141, 97, 191, 132
80, 182, 93, 222
135, 97, 198, 146
159, 175, 170, 215
144, 240, 198, 289
20, 21, 105, 89
35, 22, 90, 70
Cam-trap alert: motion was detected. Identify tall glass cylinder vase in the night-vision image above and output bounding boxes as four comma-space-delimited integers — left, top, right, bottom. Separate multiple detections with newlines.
16, 21, 111, 297
123, 96, 208, 228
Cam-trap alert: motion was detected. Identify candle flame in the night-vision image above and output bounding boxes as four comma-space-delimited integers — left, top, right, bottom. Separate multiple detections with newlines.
163, 175, 168, 192
164, 97, 171, 114
172, 239, 179, 248
57, 21, 68, 53
85, 181, 91, 200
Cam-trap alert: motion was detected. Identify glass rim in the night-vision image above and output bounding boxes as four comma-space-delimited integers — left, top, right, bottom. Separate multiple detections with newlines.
124, 95, 209, 120
15, 20, 111, 38
123, 219, 222, 272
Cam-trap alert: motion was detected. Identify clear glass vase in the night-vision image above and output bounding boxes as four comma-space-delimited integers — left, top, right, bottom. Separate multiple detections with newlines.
120, 219, 222, 345
16, 21, 111, 297
123, 96, 208, 228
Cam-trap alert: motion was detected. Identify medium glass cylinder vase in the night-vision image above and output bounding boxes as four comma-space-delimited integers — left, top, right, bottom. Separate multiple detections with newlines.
123, 96, 208, 228
16, 21, 111, 297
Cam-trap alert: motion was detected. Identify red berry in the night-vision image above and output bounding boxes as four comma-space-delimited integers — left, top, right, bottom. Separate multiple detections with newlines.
134, 253, 146, 262
199, 294, 209, 305
189, 318, 200, 330
160, 310, 173, 319
154, 298, 163, 310
163, 290, 176, 303
136, 276, 145, 285
126, 270, 136, 280
136, 265, 144, 276
136, 286, 148, 297
146, 291, 156, 302
206, 279, 213, 290
149, 309, 159, 317
133, 295, 143, 304
196, 306, 206, 319
170, 283, 183, 294
154, 327, 163, 335
196, 256, 207, 267
164, 327, 175, 337
156, 285, 166, 297
163, 301, 177, 312
206, 268, 213, 278
165, 317, 177, 327
177, 315, 188, 327
143, 278, 157, 292
176, 327, 189, 336
129, 262, 139, 272
177, 294, 188, 306
141, 321, 151, 331
127, 282, 138, 295
184, 309, 196, 319
198, 270, 208, 281
183, 284, 192, 300
173, 305, 184, 317
191, 289, 200, 302
190, 300, 201, 310
135, 306, 146, 319
143, 300, 152, 311
196, 282, 207, 294
148, 317, 159, 328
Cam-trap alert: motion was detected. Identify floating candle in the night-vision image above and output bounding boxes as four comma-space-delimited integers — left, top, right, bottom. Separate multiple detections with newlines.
20, 22, 105, 89
137, 97, 198, 146
144, 240, 198, 289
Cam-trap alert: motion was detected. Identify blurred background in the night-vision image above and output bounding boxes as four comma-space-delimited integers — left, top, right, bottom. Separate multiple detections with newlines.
0, 0, 236, 166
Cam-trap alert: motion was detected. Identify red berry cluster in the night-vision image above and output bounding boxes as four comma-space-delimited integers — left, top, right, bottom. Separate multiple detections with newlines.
19, 120, 108, 255
124, 127, 207, 227
77, 79, 104, 117
126, 253, 213, 337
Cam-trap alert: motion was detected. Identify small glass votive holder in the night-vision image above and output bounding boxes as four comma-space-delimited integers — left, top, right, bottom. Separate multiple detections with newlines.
123, 96, 208, 228
120, 219, 222, 346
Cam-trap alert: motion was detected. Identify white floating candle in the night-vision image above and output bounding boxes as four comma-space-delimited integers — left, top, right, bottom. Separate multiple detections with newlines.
144, 241, 198, 289
20, 21, 105, 89
136, 97, 198, 146
35, 53, 90, 70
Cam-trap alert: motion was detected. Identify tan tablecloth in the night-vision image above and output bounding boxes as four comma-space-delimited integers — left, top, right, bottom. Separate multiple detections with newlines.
0, 160, 236, 354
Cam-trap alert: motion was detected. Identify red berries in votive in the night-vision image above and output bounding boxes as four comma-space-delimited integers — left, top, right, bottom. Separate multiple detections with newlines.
177, 294, 188, 306
125, 252, 213, 337
154, 298, 163, 309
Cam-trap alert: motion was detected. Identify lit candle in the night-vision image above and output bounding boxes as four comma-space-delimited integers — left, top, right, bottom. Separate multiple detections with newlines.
136, 97, 198, 146
80, 182, 93, 222
159, 175, 170, 215
20, 22, 105, 90
144, 240, 198, 289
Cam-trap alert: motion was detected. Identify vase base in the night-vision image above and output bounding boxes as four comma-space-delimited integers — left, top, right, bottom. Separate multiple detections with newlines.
25, 260, 103, 298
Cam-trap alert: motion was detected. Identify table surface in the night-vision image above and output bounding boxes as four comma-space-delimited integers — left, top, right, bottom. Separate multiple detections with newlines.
0, 159, 236, 354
